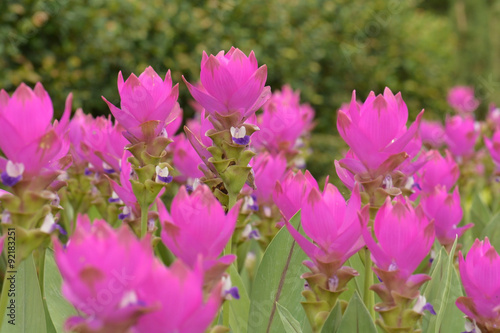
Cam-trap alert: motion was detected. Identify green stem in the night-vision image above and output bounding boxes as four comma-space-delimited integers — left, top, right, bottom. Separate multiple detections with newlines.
140, 202, 148, 238
363, 247, 376, 320
35, 247, 46, 296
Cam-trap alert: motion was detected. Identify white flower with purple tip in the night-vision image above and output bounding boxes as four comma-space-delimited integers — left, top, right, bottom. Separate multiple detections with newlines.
231, 126, 250, 145
1, 161, 24, 187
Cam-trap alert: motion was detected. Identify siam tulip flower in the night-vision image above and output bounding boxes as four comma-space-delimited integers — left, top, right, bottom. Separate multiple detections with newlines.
457, 238, 500, 331
336, 88, 423, 184
252, 152, 287, 205
103, 66, 179, 143
160, 185, 241, 269
273, 169, 319, 221
444, 115, 479, 158
107, 151, 139, 219
487, 103, 500, 129
420, 120, 445, 148
170, 134, 204, 182
485, 129, 500, 171
0, 83, 71, 187
421, 186, 473, 247
161, 102, 183, 138
183, 47, 271, 124
54, 215, 156, 332
447, 86, 479, 114
252, 85, 315, 156
415, 150, 459, 194
286, 183, 364, 279
134, 260, 222, 333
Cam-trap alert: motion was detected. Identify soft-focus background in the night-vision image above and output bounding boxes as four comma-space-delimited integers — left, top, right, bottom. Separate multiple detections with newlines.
1, 0, 499, 178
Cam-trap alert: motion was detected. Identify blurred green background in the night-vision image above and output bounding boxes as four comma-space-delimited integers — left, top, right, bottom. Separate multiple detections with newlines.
1, 0, 499, 178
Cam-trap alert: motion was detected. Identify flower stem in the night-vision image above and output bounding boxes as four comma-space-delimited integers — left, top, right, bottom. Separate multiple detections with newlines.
140, 203, 148, 238
363, 247, 376, 320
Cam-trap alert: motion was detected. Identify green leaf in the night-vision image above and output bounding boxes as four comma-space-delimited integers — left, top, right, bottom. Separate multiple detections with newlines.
44, 249, 78, 333
422, 240, 464, 333
0, 255, 47, 333
248, 211, 311, 333
342, 252, 365, 301
337, 292, 377, 333
321, 301, 342, 333
229, 264, 250, 333
470, 192, 491, 238
276, 302, 303, 333
481, 212, 500, 250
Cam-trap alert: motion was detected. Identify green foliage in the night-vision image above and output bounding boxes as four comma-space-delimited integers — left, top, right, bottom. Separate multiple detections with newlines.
1, 0, 457, 131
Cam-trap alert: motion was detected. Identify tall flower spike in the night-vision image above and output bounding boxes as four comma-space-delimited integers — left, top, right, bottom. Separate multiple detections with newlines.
457, 238, 500, 332
444, 115, 479, 158
447, 86, 479, 114
103, 67, 179, 144
285, 183, 364, 331
183, 47, 271, 124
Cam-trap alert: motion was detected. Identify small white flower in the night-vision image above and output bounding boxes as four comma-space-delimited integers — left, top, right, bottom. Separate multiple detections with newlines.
119, 291, 138, 308
40, 213, 56, 233
230, 126, 246, 139
6, 161, 24, 178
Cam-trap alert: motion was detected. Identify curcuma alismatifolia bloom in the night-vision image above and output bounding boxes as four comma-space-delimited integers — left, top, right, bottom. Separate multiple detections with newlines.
103, 66, 179, 143
457, 238, 500, 332
0, 83, 71, 188
336, 88, 423, 182
414, 149, 459, 195
183, 47, 271, 124
485, 128, 500, 172
421, 186, 472, 248
447, 86, 479, 114
444, 115, 479, 158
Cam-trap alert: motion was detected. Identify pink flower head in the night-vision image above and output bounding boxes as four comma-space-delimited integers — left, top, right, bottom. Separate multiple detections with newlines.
183, 47, 271, 123
444, 115, 479, 158
103, 66, 179, 143
337, 88, 423, 179
363, 196, 434, 280
252, 86, 315, 154
420, 120, 445, 148
134, 260, 221, 333
457, 238, 500, 329
421, 186, 472, 246
285, 183, 365, 277
416, 150, 459, 194
447, 86, 479, 114
487, 103, 500, 128
485, 129, 500, 171
0, 83, 71, 185
107, 151, 139, 220
170, 134, 204, 182
160, 185, 241, 268
273, 169, 319, 221
54, 215, 155, 332
251, 152, 288, 204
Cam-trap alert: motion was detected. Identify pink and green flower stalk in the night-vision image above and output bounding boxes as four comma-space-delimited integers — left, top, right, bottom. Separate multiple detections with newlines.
169, 133, 204, 185
54, 214, 157, 333
103, 67, 179, 237
362, 196, 435, 332
420, 120, 445, 149
0, 83, 72, 262
336, 88, 424, 204
485, 129, 500, 173
160, 185, 241, 287
183, 48, 269, 211
447, 86, 480, 114
252, 85, 315, 160
285, 183, 364, 332
444, 115, 479, 159
250, 152, 287, 244
133, 260, 223, 333
421, 186, 473, 251
456, 238, 500, 332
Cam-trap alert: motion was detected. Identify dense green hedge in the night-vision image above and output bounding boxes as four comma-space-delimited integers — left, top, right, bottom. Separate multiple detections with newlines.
1, 0, 458, 131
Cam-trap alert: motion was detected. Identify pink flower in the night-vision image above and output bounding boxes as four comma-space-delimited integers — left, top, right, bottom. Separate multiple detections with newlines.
421, 186, 472, 246
0, 83, 71, 186
485, 129, 500, 171
444, 115, 479, 158
252, 85, 315, 154
336, 88, 423, 179
103, 67, 179, 143
183, 47, 271, 122
273, 169, 319, 221
170, 134, 204, 182
415, 150, 459, 194
420, 120, 445, 148
447, 86, 479, 114
457, 238, 500, 329
54, 215, 155, 332
251, 152, 287, 204
285, 183, 364, 277
134, 260, 221, 333
107, 151, 139, 219
160, 185, 240, 268
363, 197, 434, 280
